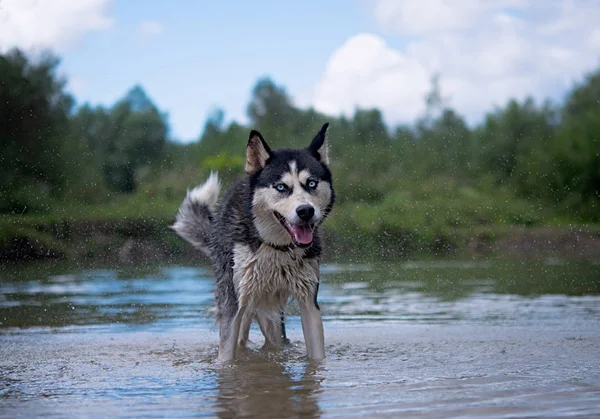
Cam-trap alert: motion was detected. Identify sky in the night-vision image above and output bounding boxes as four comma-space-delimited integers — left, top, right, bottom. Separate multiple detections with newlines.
1, 0, 600, 143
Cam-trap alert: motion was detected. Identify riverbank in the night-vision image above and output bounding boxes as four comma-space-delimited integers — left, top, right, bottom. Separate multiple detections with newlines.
1, 214, 599, 266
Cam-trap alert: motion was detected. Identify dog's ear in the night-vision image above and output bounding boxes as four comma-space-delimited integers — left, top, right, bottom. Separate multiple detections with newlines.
307, 122, 330, 165
245, 130, 272, 175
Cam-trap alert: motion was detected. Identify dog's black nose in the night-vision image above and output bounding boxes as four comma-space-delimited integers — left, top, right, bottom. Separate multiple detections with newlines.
296, 204, 315, 222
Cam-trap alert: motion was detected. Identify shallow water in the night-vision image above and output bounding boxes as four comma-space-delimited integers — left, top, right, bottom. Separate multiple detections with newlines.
1, 258, 600, 418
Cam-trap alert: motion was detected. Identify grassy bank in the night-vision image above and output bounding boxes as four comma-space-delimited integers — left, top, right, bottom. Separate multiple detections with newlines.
2, 174, 599, 265
2, 203, 599, 266
4, 48, 600, 267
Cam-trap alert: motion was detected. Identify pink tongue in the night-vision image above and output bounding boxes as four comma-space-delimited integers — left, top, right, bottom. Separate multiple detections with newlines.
289, 224, 313, 245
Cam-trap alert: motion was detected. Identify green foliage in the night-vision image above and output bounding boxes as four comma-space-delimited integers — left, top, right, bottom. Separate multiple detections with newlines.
2, 46, 600, 248
546, 109, 600, 220
71, 88, 168, 194
475, 97, 557, 182
409, 108, 472, 177
0, 48, 74, 213
203, 153, 245, 174
563, 70, 600, 120
328, 176, 544, 237
247, 78, 296, 130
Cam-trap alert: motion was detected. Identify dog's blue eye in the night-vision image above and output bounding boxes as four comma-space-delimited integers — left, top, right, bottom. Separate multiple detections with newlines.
307, 180, 318, 189
275, 183, 288, 192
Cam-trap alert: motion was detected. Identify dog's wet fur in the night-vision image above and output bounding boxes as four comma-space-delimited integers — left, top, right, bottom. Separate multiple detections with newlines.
171, 123, 334, 362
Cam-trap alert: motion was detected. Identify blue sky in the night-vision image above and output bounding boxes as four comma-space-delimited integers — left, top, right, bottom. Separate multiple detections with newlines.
1, 0, 599, 143
60, 0, 377, 142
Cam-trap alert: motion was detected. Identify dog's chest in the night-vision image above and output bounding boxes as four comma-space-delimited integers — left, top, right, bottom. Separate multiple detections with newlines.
232, 243, 318, 305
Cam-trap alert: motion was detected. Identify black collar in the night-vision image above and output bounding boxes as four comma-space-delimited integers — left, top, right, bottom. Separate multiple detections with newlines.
263, 241, 308, 259
265, 241, 297, 252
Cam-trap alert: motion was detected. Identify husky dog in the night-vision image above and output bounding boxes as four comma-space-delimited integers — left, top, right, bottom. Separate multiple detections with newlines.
171, 123, 334, 362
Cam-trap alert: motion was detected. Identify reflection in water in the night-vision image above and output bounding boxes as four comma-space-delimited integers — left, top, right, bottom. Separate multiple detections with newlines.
1, 259, 600, 418
215, 351, 323, 418
0, 259, 599, 330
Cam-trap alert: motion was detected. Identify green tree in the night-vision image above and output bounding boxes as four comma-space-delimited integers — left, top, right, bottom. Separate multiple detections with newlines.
407, 75, 471, 177
246, 78, 300, 148
72, 86, 169, 193
105, 98, 168, 193
563, 70, 600, 120
476, 97, 556, 183
0, 48, 74, 213
414, 109, 471, 176
543, 69, 600, 220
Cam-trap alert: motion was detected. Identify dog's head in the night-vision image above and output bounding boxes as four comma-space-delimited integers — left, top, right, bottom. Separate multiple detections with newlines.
246, 123, 334, 248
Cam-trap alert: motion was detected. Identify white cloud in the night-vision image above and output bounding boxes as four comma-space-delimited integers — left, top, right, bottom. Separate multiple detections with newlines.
373, 0, 523, 36
136, 20, 164, 41
312, 33, 430, 123
0, 0, 113, 53
309, 1, 600, 126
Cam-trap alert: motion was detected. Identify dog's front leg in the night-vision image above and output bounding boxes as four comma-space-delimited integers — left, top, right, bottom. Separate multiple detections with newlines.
299, 288, 325, 360
257, 309, 287, 348
218, 304, 247, 363
237, 309, 254, 348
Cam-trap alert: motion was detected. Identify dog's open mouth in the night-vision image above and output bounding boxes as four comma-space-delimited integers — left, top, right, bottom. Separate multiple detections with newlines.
274, 211, 314, 246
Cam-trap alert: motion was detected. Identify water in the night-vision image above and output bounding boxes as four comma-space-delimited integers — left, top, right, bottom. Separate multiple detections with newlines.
1, 258, 599, 418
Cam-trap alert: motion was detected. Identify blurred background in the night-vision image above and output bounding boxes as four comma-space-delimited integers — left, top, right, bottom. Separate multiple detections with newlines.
1, 0, 599, 265
2, 3, 600, 416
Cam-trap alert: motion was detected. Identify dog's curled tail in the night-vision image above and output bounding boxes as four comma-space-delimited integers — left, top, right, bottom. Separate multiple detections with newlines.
170, 172, 221, 257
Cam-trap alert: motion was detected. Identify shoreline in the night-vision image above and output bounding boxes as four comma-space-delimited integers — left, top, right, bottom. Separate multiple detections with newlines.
1, 216, 599, 266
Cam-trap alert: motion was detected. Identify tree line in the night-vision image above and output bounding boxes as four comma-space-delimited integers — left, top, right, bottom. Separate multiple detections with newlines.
1, 47, 599, 226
